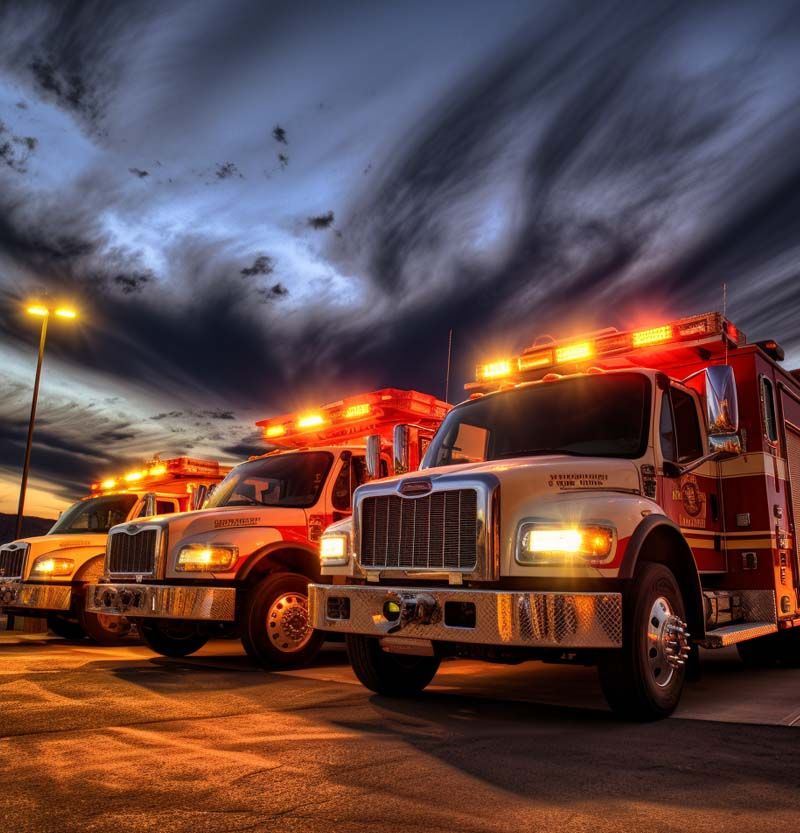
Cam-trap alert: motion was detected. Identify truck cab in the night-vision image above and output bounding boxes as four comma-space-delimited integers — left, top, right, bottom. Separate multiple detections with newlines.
0, 457, 229, 643
311, 312, 800, 719
85, 389, 449, 667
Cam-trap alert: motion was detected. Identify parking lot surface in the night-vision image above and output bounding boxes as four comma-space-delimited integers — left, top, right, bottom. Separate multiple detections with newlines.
1, 634, 799, 832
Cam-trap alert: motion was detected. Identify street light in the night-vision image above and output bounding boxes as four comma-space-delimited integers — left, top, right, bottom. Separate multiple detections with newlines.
15, 304, 79, 539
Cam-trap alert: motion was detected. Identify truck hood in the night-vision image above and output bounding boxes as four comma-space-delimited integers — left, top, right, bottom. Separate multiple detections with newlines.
6, 533, 108, 580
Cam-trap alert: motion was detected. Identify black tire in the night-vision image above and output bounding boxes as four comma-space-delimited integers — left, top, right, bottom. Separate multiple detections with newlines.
47, 615, 86, 641
240, 572, 323, 669
346, 634, 441, 696
139, 620, 208, 657
598, 562, 689, 721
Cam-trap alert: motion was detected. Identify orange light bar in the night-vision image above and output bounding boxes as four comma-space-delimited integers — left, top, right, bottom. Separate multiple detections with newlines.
27, 305, 49, 317
477, 359, 513, 381
124, 470, 144, 482
297, 413, 325, 430
101, 478, 117, 490
632, 325, 673, 348
265, 424, 286, 439
518, 350, 553, 372
54, 308, 77, 319
344, 402, 371, 420
555, 341, 593, 363
148, 464, 167, 476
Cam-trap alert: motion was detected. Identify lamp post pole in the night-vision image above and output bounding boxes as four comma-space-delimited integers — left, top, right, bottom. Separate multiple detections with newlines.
15, 312, 49, 539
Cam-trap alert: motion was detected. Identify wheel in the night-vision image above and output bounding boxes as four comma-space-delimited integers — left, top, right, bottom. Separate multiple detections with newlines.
240, 572, 323, 669
598, 562, 690, 720
346, 634, 441, 696
138, 620, 208, 657
47, 615, 86, 641
78, 608, 133, 646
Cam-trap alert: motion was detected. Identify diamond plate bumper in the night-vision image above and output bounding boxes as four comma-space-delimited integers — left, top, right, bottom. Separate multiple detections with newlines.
86, 583, 236, 622
309, 584, 623, 649
12, 583, 72, 612
0, 579, 21, 607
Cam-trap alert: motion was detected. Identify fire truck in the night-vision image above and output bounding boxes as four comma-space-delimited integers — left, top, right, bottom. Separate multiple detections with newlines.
310, 312, 800, 719
0, 457, 229, 644
85, 389, 450, 667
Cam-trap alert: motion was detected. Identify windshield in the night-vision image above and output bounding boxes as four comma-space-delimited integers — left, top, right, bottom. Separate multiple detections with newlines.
424, 373, 651, 467
206, 451, 334, 509
49, 494, 139, 534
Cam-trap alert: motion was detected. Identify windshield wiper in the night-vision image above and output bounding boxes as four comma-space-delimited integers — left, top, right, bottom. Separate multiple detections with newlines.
495, 448, 596, 459
225, 496, 268, 507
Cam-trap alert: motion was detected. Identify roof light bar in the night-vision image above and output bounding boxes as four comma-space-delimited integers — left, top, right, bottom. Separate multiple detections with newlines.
632, 324, 673, 348
91, 457, 228, 492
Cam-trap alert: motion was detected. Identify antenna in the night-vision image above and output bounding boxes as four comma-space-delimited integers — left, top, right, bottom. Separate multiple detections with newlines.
444, 328, 453, 403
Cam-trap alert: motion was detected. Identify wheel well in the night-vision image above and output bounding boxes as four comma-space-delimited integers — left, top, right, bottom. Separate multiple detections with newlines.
72, 553, 106, 583
241, 546, 321, 585
635, 525, 705, 639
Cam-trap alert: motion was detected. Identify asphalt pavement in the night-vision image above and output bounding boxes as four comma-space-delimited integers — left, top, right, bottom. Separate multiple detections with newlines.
1, 634, 799, 832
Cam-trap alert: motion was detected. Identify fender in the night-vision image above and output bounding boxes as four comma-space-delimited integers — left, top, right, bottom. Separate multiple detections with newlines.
236, 541, 321, 583
73, 552, 107, 583
618, 514, 705, 639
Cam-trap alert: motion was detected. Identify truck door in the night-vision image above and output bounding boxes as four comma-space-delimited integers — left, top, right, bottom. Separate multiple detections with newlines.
776, 379, 800, 610
658, 383, 726, 572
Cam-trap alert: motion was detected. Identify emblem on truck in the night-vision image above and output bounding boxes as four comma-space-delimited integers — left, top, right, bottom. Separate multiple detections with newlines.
213, 517, 258, 528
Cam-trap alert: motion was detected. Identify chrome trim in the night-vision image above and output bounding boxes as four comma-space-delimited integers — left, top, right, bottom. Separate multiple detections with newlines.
309, 583, 622, 649
86, 582, 236, 621
106, 523, 164, 578
0, 542, 30, 580
353, 473, 500, 581
14, 583, 72, 612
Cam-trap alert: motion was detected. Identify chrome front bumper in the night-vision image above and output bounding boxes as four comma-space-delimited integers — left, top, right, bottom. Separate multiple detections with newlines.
6, 582, 72, 612
86, 583, 236, 622
309, 584, 623, 649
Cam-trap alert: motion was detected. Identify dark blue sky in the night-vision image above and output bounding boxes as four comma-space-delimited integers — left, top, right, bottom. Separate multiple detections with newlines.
2, 0, 800, 515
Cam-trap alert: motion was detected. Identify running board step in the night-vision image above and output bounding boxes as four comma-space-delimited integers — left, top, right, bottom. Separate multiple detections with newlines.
702, 622, 778, 648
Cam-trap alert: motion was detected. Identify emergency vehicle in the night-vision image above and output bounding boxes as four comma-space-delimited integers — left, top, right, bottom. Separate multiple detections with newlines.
85, 389, 450, 667
310, 312, 800, 719
0, 457, 229, 644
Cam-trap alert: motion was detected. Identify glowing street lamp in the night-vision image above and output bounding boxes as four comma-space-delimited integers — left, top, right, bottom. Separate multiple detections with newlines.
15, 304, 79, 539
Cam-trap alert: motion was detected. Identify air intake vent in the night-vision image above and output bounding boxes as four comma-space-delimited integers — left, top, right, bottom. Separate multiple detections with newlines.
0, 545, 28, 579
108, 529, 158, 576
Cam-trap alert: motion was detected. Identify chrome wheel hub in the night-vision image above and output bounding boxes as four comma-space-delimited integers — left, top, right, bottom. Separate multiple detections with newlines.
267, 592, 311, 653
646, 596, 691, 687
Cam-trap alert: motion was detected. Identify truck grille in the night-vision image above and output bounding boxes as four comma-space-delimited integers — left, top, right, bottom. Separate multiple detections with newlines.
0, 544, 28, 579
359, 489, 478, 570
108, 529, 158, 576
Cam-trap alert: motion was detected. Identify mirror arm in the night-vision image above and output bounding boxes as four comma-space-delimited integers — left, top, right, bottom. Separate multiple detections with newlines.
663, 448, 730, 478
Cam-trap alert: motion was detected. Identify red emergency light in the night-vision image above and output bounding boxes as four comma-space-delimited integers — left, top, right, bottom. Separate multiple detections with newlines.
470, 311, 746, 392
90, 457, 230, 493
256, 389, 451, 448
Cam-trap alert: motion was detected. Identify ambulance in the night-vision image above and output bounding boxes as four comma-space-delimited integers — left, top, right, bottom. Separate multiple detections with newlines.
0, 457, 229, 643
85, 389, 449, 667
310, 312, 800, 719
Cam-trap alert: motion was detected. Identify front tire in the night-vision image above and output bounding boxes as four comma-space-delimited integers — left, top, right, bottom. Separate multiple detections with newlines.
598, 562, 690, 721
139, 620, 208, 657
346, 634, 441, 696
241, 572, 323, 669
79, 608, 133, 646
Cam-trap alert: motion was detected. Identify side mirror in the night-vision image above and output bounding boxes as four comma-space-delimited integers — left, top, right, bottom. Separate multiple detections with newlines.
192, 484, 208, 510
704, 365, 742, 456
365, 435, 381, 481
143, 492, 157, 517
393, 424, 411, 475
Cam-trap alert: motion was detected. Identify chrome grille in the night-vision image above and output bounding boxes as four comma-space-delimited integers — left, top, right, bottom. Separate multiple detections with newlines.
360, 489, 478, 570
108, 529, 158, 576
0, 544, 28, 579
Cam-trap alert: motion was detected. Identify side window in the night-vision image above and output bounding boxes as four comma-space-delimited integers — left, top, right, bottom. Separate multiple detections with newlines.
156, 499, 178, 515
331, 456, 370, 511
761, 377, 778, 443
672, 387, 703, 462
659, 394, 676, 462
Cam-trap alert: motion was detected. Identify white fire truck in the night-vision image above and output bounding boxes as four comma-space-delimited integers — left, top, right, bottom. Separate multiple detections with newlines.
0, 457, 229, 643
85, 389, 450, 667
311, 312, 800, 719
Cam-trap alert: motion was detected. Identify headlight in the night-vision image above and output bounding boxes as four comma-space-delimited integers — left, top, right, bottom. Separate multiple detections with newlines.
31, 556, 75, 576
176, 544, 238, 572
517, 524, 615, 565
320, 533, 350, 566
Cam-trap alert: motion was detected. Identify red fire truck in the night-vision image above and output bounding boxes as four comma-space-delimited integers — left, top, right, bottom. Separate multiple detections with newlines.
311, 312, 800, 719
85, 389, 449, 667
0, 457, 229, 643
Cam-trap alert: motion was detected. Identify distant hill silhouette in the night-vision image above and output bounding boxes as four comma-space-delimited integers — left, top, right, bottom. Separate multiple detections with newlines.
0, 513, 54, 543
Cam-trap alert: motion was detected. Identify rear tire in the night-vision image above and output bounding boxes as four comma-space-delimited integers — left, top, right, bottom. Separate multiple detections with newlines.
346, 634, 441, 696
241, 572, 323, 669
139, 620, 208, 657
47, 615, 85, 641
598, 562, 689, 721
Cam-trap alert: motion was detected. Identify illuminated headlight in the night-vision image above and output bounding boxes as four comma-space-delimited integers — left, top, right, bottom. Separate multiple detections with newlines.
31, 556, 75, 577
176, 544, 238, 572
320, 533, 350, 566
517, 524, 615, 565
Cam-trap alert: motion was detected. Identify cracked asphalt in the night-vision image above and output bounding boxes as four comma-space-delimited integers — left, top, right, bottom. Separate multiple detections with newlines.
1, 634, 799, 832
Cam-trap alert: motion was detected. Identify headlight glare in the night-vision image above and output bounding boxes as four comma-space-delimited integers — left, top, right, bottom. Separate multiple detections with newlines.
518, 524, 615, 565
320, 533, 349, 566
31, 556, 75, 576
176, 544, 238, 572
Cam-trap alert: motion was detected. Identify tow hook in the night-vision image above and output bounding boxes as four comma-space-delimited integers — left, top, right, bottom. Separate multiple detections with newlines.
384, 592, 441, 634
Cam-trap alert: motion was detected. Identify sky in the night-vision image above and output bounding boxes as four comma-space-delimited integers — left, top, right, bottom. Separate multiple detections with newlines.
1, 0, 800, 517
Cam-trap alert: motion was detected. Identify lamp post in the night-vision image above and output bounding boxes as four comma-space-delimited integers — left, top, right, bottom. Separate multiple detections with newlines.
15, 304, 78, 539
